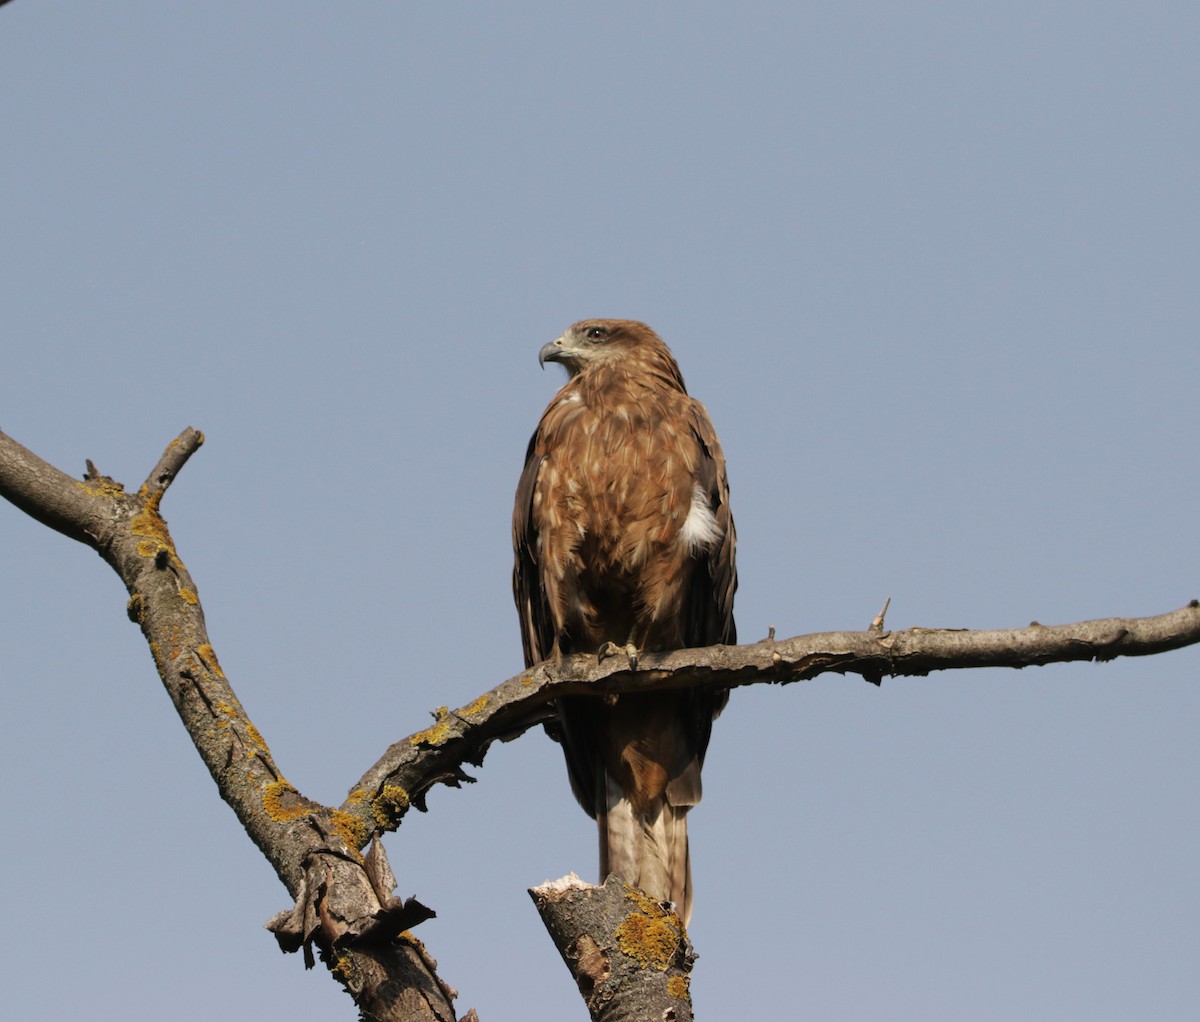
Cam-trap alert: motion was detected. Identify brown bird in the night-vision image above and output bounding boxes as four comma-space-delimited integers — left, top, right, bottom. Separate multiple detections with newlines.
512, 319, 736, 924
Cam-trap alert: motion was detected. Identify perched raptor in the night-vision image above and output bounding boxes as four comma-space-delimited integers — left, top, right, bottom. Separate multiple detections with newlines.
512, 319, 736, 924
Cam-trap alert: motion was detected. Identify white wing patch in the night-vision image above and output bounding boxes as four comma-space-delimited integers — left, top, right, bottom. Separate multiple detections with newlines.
680, 484, 722, 553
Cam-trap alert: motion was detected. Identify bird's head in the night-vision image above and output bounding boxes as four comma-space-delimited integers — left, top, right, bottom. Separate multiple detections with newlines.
538, 319, 665, 377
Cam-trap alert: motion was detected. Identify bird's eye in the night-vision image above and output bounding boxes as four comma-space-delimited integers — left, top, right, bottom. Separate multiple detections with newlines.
586, 326, 607, 340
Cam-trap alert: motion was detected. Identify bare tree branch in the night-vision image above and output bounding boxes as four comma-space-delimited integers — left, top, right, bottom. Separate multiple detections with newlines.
340, 600, 1200, 844
0, 428, 462, 1022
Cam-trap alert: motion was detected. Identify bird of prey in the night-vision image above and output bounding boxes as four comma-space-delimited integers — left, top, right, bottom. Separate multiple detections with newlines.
512, 319, 736, 924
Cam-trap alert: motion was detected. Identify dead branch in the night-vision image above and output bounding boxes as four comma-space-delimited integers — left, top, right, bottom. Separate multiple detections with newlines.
341, 600, 1200, 843
0, 428, 462, 1022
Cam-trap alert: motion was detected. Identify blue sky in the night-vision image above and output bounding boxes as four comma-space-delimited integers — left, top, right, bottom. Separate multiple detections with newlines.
2, 3, 1197, 1019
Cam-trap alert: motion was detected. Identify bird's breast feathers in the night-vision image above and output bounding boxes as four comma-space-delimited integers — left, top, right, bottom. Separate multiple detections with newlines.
534, 393, 719, 568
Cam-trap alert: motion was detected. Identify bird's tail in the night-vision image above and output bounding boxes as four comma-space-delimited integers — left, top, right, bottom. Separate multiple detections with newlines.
598, 782, 692, 925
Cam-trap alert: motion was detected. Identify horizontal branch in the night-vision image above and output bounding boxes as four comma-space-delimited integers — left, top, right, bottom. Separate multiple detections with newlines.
341, 601, 1200, 840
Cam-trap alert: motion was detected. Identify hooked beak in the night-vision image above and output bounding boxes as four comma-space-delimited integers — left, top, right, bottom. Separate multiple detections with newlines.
538, 336, 568, 369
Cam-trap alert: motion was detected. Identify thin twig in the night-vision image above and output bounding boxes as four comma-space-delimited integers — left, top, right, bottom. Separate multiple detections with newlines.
141, 426, 205, 498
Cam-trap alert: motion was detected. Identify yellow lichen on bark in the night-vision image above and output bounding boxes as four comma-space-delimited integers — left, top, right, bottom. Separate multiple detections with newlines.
135, 539, 160, 558
196, 643, 225, 678
371, 785, 411, 829
666, 974, 691, 1000
459, 694, 489, 716
263, 780, 313, 822
76, 478, 125, 499
410, 707, 453, 746
614, 887, 684, 971
331, 810, 367, 851
331, 953, 356, 985
130, 511, 169, 546
244, 720, 268, 752
129, 491, 186, 568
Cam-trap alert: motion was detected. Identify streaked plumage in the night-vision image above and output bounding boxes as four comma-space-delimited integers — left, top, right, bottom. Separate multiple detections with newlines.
512, 319, 736, 924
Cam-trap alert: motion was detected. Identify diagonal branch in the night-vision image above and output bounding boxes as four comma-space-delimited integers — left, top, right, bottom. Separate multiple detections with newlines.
0, 428, 463, 1022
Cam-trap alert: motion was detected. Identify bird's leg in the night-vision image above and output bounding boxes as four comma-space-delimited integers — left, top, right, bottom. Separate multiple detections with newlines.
597, 641, 640, 670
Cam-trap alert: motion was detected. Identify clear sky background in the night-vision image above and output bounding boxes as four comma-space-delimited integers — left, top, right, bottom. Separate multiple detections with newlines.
2, 3, 1197, 1019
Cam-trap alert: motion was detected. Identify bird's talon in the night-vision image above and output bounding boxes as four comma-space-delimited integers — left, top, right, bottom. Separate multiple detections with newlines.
597, 642, 640, 670
597, 641, 621, 663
